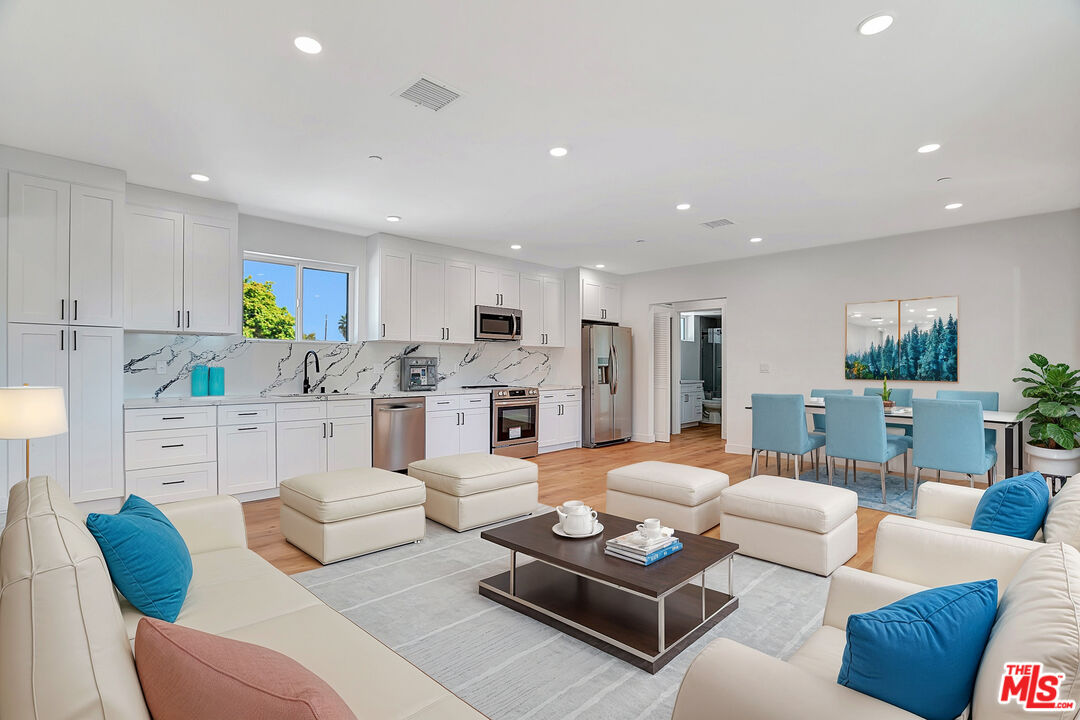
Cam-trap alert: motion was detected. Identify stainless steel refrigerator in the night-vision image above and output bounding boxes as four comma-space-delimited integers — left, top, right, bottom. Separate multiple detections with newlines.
581, 324, 633, 447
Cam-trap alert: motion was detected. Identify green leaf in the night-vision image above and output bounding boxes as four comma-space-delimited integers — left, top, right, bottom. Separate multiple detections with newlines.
1029, 423, 1050, 441
1060, 416, 1080, 433
1039, 401, 1069, 418
1012, 376, 1040, 384
1047, 424, 1076, 450
1030, 353, 1049, 368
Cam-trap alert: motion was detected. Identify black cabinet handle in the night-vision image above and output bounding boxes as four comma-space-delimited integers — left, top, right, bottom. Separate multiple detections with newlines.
73, 330, 77, 352
161, 443, 184, 448
162, 479, 186, 486
238, 426, 258, 431
382, 323, 386, 338
73, 299, 78, 321
60, 299, 64, 320
59, 329, 64, 351
186, 310, 191, 328
177, 310, 181, 328
329, 422, 334, 438
237, 412, 258, 416
322, 422, 327, 438
162, 416, 185, 420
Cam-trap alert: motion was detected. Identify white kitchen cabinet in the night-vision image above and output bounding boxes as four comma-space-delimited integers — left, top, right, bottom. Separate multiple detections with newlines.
558, 401, 582, 445
538, 390, 581, 451
66, 326, 124, 502
8, 173, 123, 328
581, 278, 620, 323
371, 248, 411, 341
124, 204, 238, 334
218, 423, 276, 495
127, 463, 216, 505
538, 402, 560, 448
476, 266, 519, 308
581, 278, 601, 322
411, 255, 475, 343
600, 283, 621, 323
521, 274, 565, 347
425, 410, 461, 460
326, 415, 372, 471
125, 206, 184, 332
424, 394, 491, 459
460, 408, 491, 454
276, 419, 328, 481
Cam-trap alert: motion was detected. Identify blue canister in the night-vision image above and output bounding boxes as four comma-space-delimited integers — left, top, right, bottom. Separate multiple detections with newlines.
208, 367, 225, 396
191, 365, 209, 396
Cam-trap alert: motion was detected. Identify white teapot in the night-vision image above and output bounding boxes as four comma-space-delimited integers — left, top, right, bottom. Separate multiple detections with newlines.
560, 503, 598, 536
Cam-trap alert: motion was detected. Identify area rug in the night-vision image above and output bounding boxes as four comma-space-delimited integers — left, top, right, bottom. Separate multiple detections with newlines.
794, 464, 917, 516
295, 511, 829, 720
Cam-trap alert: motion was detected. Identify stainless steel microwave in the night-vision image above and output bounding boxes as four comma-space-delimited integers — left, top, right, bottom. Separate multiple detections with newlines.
475, 305, 521, 341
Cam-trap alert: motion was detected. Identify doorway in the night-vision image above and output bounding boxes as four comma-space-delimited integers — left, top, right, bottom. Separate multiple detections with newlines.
654, 299, 725, 441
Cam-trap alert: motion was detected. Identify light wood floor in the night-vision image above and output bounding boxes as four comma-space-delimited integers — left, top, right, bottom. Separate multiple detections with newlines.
242, 424, 890, 575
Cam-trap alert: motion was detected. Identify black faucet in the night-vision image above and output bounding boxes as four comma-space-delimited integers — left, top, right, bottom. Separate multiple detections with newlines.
303, 350, 321, 394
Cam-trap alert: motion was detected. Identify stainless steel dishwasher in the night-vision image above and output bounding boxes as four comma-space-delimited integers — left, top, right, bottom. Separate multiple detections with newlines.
372, 398, 426, 472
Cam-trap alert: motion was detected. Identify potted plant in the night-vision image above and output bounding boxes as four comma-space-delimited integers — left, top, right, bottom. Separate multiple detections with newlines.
880, 374, 895, 408
1013, 353, 1080, 477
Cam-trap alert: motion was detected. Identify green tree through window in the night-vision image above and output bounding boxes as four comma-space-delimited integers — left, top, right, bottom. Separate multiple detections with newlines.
243, 276, 297, 339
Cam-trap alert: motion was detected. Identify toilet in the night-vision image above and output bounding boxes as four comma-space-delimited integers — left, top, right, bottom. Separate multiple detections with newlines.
702, 397, 722, 424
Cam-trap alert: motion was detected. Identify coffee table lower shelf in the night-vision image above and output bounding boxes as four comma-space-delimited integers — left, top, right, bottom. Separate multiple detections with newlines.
479, 560, 738, 673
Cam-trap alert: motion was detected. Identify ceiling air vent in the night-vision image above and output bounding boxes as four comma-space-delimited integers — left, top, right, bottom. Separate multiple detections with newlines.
701, 218, 734, 229
398, 77, 461, 112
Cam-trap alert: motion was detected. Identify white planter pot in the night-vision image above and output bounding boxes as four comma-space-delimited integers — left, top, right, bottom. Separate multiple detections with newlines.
1024, 443, 1080, 478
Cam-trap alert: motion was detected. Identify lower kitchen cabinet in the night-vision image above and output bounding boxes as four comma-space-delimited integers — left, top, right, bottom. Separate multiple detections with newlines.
327, 416, 373, 471
276, 419, 329, 481
424, 394, 491, 460
538, 390, 582, 452
218, 423, 276, 495
126, 462, 217, 505
276, 407, 373, 484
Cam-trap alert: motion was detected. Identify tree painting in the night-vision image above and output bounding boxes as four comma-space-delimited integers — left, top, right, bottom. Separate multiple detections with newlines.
243, 276, 296, 339
845, 297, 958, 381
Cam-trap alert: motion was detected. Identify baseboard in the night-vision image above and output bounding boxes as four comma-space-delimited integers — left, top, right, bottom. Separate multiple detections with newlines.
234, 487, 281, 503
725, 443, 751, 455
631, 433, 655, 443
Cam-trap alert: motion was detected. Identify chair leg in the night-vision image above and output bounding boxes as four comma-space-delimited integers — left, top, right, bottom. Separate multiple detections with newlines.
879, 463, 887, 504
751, 449, 759, 477
786, 454, 791, 474
912, 467, 922, 508
966, 473, 974, 489
902, 453, 908, 490
794, 455, 800, 480
936, 469, 941, 483
826, 456, 833, 485
814, 448, 820, 482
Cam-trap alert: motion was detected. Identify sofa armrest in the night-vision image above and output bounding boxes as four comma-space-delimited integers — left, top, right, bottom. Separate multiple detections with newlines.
672, 638, 922, 720
822, 566, 927, 630
157, 494, 247, 555
915, 482, 984, 525
872, 516, 1038, 594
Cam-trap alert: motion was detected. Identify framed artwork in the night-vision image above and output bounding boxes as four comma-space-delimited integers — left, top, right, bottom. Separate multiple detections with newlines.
845, 296, 958, 381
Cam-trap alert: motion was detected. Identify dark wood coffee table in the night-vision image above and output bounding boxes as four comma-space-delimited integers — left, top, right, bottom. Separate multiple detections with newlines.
478, 511, 739, 673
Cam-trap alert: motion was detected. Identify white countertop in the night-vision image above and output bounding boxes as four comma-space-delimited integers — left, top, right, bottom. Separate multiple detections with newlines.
124, 384, 583, 408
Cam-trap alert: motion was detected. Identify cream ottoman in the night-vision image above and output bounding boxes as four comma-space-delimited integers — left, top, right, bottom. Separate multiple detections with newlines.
605, 461, 729, 534
408, 453, 539, 532
720, 475, 858, 576
280, 468, 426, 564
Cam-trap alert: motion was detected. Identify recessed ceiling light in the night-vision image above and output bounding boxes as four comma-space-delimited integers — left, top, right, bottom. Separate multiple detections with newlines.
294, 36, 322, 54
917, 143, 941, 154
189, 173, 209, 182
749, 237, 763, 243
676, 203, 691, 210
549, 147, 568, 158
857, 14, 894, 36
927, 308, 937, 312
510, 244, 522, 250
386, 215, 402, 222
852, 313, 862, 318
944, 202, 963, 210
595, 264, 605, 269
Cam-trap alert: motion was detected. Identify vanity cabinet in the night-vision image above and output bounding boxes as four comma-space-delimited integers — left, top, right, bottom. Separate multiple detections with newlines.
520, 274, 565, 347
476, 266, 519, 308
8, 173, 123, 327
411, 254, 475, 343
679, 381, 704, 425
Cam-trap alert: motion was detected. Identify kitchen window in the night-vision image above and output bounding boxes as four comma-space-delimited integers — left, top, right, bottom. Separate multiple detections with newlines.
242, 252, 357, 342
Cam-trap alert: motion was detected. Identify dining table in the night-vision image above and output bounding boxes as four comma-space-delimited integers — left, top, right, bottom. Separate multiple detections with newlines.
744, 397, 1026, 481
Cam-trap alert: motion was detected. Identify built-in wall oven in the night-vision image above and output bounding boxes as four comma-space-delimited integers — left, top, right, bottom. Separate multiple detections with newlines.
475, 305, 522, 342
491, 387, 539, 458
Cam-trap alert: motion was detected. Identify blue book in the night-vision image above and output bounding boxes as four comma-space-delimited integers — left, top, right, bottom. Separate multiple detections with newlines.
605, 541, 683, 566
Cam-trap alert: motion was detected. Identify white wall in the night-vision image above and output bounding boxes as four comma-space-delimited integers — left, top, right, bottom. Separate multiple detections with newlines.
622, 209, 1080, 457
680, 315, 700, 381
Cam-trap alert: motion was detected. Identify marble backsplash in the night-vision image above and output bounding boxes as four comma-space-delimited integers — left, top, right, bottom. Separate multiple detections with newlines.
124, 334, 563, 399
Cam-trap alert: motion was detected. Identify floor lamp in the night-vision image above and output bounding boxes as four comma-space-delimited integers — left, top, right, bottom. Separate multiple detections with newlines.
0, 386, 68, 480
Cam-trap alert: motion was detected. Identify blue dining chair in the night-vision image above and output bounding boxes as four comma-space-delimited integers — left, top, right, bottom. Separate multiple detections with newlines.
751, 394, 826, 480
823, 395, 908, 503
911, 398, 998, 507
863, 386, 915, 447
809, 388, 853, 438
936, 390, 999, 453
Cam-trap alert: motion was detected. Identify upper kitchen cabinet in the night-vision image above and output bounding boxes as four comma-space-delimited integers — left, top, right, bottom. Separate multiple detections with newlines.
8, 173, 123, 327
520, 274, 564, 347
124, 186, 239, 334
366, 241, 411, 342
581, 276, 621, 323
476, 265, 519, 308
411, 254, 475, 343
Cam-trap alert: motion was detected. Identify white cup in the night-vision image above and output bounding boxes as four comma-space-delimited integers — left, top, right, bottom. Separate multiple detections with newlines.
556, 500, 585, 526
636, 517, 662, 540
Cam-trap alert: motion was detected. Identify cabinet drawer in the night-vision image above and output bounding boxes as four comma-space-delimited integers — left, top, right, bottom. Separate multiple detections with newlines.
426, 395, 461, 411
217, 403, 275, 425
539, 391, 559, 405
276, 401, 327, 422
459, 393, 491, 409
126, 462, 216, 504
125, 427, 217, 470
326, 399, 372, 419
124, 406, 216, 431
557, 390, 581, 402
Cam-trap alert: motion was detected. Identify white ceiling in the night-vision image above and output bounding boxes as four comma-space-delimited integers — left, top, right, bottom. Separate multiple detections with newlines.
1, 1, 1078, 274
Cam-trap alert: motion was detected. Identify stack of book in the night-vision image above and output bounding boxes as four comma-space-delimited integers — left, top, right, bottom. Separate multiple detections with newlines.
605, 531, 682, 566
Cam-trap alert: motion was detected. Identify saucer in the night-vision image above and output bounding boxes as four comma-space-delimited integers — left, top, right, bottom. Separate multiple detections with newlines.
553, 522, 604, 539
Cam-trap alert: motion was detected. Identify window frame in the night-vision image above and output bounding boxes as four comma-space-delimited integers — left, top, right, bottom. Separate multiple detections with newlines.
242, 251, 359, 344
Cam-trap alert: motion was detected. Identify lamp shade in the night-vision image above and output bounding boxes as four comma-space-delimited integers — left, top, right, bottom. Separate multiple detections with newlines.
0, 386, 68, 439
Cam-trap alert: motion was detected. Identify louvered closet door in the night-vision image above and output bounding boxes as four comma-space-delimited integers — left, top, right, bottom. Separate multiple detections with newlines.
652, 309, 673, 442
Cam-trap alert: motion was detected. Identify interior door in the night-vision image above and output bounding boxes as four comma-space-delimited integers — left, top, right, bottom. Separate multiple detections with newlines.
444, 260, 475, 343
6, 324, 69, 501
67, 326, 124, 502
276, 419, 327, 482
327, 416, 372, 470
410, 254, 446, 342
69, 185, 123, 327
218, 423, 276, 495
125, 206, 184, 332
542, 277, 565, 347
184, 214, 237, 334
379, 249, 411, 341
518, 274, 543, 346
8, 173, 69, 324
611, 326, 633, 440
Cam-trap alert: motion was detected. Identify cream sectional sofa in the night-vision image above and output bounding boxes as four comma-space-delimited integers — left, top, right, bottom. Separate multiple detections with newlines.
0, 476, 485, 720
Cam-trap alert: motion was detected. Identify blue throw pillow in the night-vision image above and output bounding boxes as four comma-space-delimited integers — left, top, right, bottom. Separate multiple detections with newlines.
838, 580, 997, 720
86, 494, 193, 622
971, 471, 1050, 539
